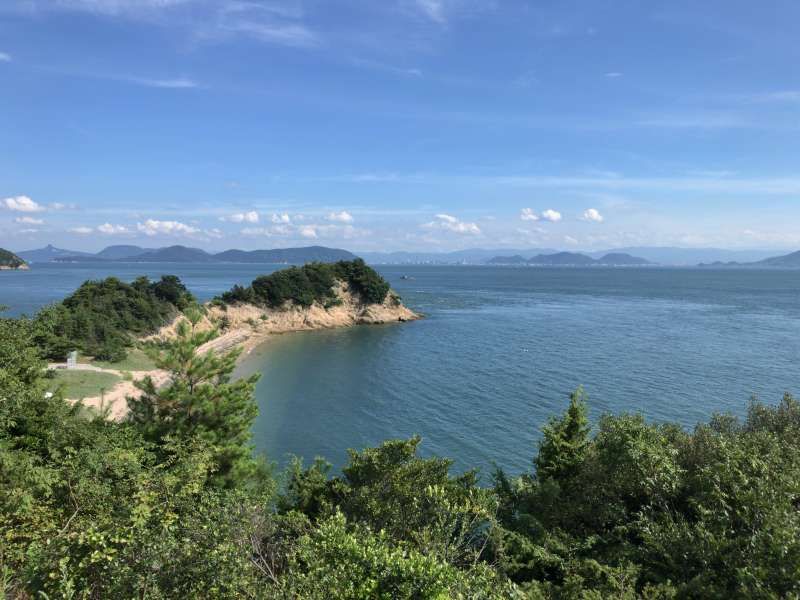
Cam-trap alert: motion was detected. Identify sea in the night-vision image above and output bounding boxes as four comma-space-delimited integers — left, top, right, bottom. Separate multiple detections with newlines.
3, 262, 800, 477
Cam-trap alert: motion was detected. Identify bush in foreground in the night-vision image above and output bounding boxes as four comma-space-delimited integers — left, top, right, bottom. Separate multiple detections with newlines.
2, 313, 800, 598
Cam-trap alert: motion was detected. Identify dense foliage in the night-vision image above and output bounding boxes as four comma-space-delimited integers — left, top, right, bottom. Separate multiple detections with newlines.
2, 312, 800, 598
219, 258, 391, 308
31, 275, 195, 361
0, 248, 26, 268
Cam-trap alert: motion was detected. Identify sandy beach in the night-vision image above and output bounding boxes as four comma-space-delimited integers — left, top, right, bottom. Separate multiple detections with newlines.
61, 283, 419, 420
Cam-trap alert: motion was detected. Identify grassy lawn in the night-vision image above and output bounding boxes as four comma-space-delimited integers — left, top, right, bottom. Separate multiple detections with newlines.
50, 370, 122, 400
80, 347, 158, 372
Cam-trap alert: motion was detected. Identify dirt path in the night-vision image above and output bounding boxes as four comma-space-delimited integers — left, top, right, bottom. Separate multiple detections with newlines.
50, 363, 170, 421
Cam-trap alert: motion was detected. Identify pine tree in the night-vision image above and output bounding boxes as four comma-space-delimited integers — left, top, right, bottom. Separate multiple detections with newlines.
127, 310, 260, 488
534, 386, 590, 481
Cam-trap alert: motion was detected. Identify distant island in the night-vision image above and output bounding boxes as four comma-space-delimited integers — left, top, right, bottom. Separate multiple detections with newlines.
0, 248, 29, 270
18, 244, 356, 264
488, 251, 652, 266
699, 249, 800, 269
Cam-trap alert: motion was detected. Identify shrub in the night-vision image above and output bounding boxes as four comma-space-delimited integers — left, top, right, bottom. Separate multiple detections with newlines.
222, 260, 390, 310
32, 276, 192, 362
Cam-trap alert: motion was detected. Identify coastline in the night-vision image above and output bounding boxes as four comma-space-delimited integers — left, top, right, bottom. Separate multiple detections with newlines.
69, 284, 421, 419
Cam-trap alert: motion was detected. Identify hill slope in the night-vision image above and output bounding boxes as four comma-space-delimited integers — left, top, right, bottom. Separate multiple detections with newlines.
17, 245, 91, 263
0, 248, 28, 270
128, 245, 216, 262
488, 252, 651, 266
756, 250, 800, 267
53, 244, 356, 264
699, 249, 800, 268
214, 246, 355, 263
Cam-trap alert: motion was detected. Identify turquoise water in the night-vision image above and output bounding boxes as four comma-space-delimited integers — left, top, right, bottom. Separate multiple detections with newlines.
3, 263, 800, 476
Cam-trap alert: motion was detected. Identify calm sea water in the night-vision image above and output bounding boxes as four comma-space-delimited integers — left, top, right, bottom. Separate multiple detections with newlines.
3, 263, 800, 476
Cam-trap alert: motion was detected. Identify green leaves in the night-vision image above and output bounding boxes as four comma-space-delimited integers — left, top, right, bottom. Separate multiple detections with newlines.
222, 258, 391, 309
32, 275, 194, 362
127, 315, 261, 489
534, 386, 591, 482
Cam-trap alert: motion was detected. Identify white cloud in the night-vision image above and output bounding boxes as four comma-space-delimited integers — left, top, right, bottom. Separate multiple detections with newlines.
271, 213, 291, 224
541, 209, 562, 222
222, 210, 259, 223
605, 72, 623, 78
137, 219, 200, 236
564, 235, 579, 245
3, 195, 44, 212
327, 210, 354, 223
0, 52, 11, 62
299, 225, 318, 239
423, 213, 481, 235
70, 226, 94, 234
97, 223, 129, 234
582, 208, 604, 222
15, 216, 44, 225
520, 208, 539, 221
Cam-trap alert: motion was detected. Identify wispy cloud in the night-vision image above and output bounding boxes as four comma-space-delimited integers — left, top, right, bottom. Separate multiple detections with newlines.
10, 0, 320, 49
98, 223, 129, 234
221, 210, 259, 223
415, 0, 446, 23
327, 210, 354, 223
137, 219, 199, 236
0, 52, 11, 62
350, 57, 423, 78
128, 76, 198, 89
636, 110, 750, 129
15, 216, 44, 225
30, 0, 194, 17
337, 171, 800, 196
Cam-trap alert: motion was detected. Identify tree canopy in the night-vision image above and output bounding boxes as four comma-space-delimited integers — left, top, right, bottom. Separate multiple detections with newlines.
2, 310, 799, 598
31, 275, 195, 361
220, 259, 391, 308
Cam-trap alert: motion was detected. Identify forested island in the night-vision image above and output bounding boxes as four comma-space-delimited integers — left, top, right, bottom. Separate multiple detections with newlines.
2, 260, 799, 598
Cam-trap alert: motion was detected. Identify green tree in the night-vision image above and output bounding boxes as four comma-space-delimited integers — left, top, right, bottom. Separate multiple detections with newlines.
534, 386, 590, 481
126, 310, 261, 488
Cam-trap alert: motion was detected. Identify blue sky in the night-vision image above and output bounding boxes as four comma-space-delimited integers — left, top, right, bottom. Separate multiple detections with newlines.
2, 0, 800, 252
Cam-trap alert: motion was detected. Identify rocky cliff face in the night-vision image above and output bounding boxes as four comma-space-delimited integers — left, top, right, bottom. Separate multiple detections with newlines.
152, 282, 421, 356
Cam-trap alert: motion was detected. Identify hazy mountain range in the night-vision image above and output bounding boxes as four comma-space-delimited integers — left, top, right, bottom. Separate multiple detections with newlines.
359, 247, 780, 265
700, 250, 800, 269
488, 252, 651, 266
13, 244, 800, 268
17, 244, 356, 264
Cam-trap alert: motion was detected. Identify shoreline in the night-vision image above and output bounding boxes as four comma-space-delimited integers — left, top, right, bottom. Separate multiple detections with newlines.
67, 285, 421, 419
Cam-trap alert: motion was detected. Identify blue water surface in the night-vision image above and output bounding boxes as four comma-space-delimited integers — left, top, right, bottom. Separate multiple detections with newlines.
3, 263, 799, 476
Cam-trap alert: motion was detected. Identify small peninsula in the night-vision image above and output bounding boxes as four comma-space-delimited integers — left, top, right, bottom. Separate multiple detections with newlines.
0, 248, 28, 270
36, 259, 419, 417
